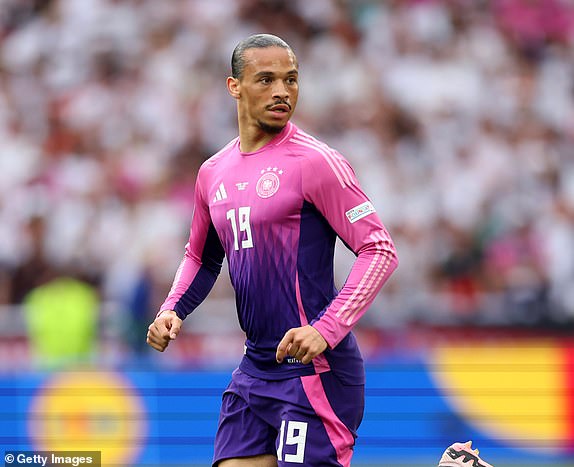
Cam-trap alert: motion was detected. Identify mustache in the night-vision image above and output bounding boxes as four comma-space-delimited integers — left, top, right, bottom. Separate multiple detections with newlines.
266, 100, 291, 110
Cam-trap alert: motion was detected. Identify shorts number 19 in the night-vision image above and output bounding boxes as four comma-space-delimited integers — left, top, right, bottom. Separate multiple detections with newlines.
277, 419, 308, 463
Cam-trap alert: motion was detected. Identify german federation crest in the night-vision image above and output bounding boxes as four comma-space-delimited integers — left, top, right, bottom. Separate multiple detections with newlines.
256, 167, 282, 198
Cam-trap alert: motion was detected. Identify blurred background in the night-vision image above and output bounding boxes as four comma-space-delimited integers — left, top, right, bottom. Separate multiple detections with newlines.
0, 0, 573, 465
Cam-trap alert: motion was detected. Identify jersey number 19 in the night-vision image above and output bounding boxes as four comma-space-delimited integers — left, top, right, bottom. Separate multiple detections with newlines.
226, 207, 253, 250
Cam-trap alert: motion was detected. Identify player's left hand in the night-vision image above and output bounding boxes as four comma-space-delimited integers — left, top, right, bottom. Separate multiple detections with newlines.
276, 325, 328, 365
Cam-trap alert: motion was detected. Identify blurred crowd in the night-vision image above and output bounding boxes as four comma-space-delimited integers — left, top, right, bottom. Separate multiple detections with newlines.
1, 0, 573, 357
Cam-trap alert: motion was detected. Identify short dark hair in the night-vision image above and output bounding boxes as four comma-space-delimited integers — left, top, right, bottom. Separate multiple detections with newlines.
231, 34, 294, 80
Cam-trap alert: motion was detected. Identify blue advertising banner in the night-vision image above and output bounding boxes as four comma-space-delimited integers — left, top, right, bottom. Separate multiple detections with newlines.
1, 344, 573, 466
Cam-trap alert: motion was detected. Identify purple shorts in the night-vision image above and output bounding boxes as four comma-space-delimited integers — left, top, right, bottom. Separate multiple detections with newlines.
213, 368, 364, 467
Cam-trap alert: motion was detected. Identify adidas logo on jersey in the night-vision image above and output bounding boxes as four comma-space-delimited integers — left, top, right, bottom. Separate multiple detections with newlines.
213, 183, 227, 202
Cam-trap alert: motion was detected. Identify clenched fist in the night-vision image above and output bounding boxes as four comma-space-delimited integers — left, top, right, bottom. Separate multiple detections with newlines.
146, 310, 182, 352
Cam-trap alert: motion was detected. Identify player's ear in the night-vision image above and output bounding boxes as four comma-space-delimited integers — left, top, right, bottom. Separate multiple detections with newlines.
227, 77, 240, 100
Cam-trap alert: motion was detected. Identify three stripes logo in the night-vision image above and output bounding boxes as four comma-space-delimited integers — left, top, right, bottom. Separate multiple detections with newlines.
213, 183, 227, 203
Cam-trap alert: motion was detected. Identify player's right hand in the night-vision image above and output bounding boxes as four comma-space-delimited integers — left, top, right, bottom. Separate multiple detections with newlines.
146, 310, 183, 352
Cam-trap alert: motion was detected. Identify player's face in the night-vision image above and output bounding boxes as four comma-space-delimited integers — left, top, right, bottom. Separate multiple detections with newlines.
233, 46, 299, 134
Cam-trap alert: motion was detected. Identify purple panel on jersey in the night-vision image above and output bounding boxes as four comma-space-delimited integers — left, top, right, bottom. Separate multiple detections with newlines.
296, 200, 338, 318
230, 221, 298, 342
297, 200, 366, 385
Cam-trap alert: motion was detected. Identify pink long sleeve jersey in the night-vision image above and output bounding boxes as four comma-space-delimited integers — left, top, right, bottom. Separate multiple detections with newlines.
160, 122, 398, 383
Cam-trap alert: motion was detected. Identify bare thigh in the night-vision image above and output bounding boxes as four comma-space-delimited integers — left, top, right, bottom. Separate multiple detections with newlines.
217, 454, 277, 467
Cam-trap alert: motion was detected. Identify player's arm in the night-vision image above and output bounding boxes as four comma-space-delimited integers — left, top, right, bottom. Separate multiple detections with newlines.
303, 148, 398, 349
277, 146, 398, 363
147, 165, 225, 352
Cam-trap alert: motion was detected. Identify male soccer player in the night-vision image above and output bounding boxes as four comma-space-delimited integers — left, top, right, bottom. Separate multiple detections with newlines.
146, 33, 399, 466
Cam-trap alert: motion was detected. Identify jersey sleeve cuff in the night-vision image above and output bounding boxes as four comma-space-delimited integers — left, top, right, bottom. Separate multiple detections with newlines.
312, 314, 349, 349
157, 309, 186, 320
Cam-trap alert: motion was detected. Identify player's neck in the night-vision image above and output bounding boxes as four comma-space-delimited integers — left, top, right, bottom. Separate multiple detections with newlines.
238, 119, 287, 153
237, 126, 275, 153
